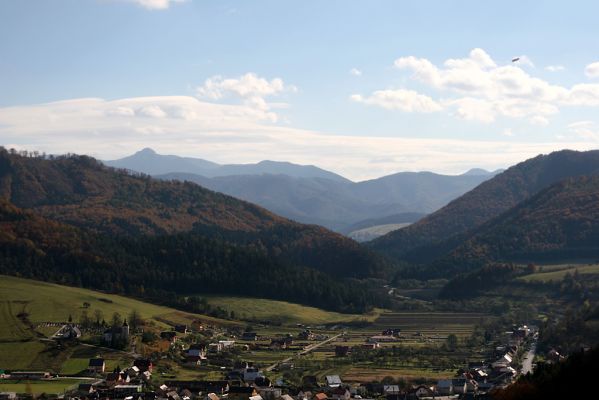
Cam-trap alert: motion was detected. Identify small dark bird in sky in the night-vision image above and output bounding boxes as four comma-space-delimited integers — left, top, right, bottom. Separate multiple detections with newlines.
512, 57, 520, 62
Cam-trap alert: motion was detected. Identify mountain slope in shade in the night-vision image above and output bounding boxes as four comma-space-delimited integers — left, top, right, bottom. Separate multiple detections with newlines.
157, 170, 492, 231
0, 199, 386, 312
436, 175, 599, 274
104, 148, 349, 182
0, 148, 389, 278
370, 149, 599, 264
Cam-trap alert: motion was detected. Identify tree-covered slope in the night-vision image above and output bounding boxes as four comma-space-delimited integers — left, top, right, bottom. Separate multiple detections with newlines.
0, 199, 387, 312
0, 148, 389, 278
435, 176, 599, 274
370, 149, 599, 264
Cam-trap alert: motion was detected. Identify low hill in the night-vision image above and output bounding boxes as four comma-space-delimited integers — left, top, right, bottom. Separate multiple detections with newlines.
0, 199, 387, 312
370, 149, 599, 265
0, 148, 388, 279
434, 176, 599, 274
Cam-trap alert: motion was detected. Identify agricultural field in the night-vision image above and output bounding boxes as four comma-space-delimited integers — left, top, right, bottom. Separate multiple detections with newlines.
0, 275, 235, 371
518, 263, 599, 283
205, 296, 381, 325
0, 378, 83, 395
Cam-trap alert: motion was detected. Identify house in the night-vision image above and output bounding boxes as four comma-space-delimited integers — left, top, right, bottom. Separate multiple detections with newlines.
103, 320, 130, 345
451, 379, 467, 394
134, 358, 153, 373
0, 393, 17, 400
298, 330, 314, 340
242, 332, 258, 341
8, 371, 51, 380
87, 358, 105, 374
209, 342, 223, 353
113, 384, 142, 397
207, 393, 221, 400
161, 331, 178, 342
219, 340, 236, 349
185, 355, 203, 367
335, 346, 351, 357
325, 375, 343, 388
436, 380, 452, 395
330, 387, 350, 400
314, 393, 328, 400
126, 365, 141, 377
242, 367, 263, 382
55, 324, 82, 340
270, 338, 290, 350
406, 385, 433, 399
175, 325, 189, 334
383, 385, 401, 400
280, 395, 295, 400
302, 376, 319, 388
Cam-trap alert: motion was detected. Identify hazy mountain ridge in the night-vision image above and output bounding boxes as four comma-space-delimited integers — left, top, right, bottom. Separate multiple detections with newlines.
371, 149, 599, 269
105, 148, 349, 182
121, 148, 497, 231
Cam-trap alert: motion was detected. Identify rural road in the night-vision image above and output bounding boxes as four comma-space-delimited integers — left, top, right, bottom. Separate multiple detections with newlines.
265, 333, 344, 372
521, 342, 536, 375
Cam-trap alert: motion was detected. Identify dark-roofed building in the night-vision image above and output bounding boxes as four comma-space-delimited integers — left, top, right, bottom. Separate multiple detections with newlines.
88, 358, 106, 374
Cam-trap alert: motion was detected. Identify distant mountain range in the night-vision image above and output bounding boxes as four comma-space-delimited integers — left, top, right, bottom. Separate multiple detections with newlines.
105, 148, 349, 182
105, 148, 499, 233
370, 149, 599, 277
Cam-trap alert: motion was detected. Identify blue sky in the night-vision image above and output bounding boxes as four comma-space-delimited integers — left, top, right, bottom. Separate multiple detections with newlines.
1, 0, 599, 180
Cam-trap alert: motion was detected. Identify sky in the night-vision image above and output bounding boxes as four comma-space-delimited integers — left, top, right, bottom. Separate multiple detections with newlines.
1, 0, 599, 181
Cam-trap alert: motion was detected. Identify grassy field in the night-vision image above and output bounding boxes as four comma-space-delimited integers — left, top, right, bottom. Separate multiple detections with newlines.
0, 379, 83, 395
0, 275, 236, 371
205, 296, 382, 325
518, 264, 599, 283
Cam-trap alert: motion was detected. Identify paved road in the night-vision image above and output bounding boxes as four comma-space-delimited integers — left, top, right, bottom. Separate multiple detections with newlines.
521, 342, 536, 375
265, 333, 344, 372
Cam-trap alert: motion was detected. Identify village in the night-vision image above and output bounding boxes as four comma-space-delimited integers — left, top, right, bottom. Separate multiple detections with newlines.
0, 312, 540, 400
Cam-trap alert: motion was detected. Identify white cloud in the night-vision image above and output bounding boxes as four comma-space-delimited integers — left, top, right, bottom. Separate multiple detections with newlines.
117, 0, 188, 10
530, 115, 549, 126
196, 73, 295, 122
350, 48, 599, 124
545, 65, 565, 72
501, 128, 515, 137
350, 90, 442, 113
1, 96, 598, 181
350, 68, 362, 76
585, 62, 599, 79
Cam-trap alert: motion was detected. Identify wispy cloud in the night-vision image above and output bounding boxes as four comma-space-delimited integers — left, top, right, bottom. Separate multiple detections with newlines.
1, 96, 597, 181
113, 0, 188, 10
545, 65, 565, 72
350, 68, 362, 76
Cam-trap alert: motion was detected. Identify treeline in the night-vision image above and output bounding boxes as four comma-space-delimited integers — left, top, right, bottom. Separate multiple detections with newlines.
0, 200, 388, 313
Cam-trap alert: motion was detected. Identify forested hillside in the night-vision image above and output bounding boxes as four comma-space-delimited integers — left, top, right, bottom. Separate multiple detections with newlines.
0, 199, 387, 313
0, 148, 389, 278
433, 176, 599, 275
371, 150, 599, 265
